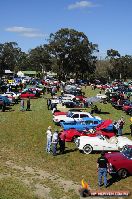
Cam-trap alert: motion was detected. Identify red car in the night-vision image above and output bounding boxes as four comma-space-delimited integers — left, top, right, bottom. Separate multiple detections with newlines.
20, 91, 37, 99
105, 145, 132, 179
63, 120, 115, 142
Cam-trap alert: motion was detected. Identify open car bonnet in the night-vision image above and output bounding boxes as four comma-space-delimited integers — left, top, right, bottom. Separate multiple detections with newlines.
96, 119, 112, 131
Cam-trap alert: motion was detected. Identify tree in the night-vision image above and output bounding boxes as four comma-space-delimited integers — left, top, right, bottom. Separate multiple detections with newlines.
0, 42, 22, 74
28, 45, 51, 73
48, 28, 98, 80
106, 49, 132, 80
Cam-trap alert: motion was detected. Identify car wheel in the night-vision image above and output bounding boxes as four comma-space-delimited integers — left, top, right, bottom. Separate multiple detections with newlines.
118, 169, 128, 179
83, 144, 93, 154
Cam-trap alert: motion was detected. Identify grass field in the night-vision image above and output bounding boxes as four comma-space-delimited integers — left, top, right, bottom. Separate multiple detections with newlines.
0, 86, 132, 199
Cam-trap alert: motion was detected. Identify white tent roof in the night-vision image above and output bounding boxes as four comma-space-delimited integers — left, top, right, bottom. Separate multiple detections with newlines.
5, 70, 13, 74
17, 71, 24, 77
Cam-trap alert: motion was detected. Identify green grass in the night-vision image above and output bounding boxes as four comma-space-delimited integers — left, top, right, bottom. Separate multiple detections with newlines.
0, 86, 132, 199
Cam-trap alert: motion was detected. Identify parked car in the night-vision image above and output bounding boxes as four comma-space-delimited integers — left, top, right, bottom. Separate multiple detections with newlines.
105, 145, 132, 179
0, 95, 11, 106
53, 108, 85, 116
62, 119, 115, 142
4, 92, 20, 103
75, 135, 132, 154
60, 117, 102, 131
53, 111, 101, 125
20, 91, 37, 98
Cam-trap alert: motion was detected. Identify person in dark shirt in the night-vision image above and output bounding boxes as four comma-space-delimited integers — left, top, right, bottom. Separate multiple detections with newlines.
97, 151, 108, 187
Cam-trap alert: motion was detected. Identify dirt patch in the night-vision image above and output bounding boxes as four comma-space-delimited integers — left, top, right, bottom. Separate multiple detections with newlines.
4, 160, 80, 199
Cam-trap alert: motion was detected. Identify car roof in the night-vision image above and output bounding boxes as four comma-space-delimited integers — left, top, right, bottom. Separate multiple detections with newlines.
71, 112, 90, 114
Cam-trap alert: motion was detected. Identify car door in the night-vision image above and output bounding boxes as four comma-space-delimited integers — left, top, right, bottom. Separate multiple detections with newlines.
101, 137, 118, 151
93, 136, 117, 151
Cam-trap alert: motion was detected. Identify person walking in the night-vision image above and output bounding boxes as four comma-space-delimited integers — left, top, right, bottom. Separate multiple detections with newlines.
46, 126, 52, 153
52, 130, 58, 156
97, 151, 108, 188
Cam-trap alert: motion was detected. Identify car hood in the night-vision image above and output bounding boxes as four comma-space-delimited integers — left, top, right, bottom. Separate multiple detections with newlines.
96, 119, 112, 130
105, 152, 126, 161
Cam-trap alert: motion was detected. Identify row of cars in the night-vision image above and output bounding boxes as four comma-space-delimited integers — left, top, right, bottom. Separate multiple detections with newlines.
50, 86, 132, 179
0, 85, 44, 111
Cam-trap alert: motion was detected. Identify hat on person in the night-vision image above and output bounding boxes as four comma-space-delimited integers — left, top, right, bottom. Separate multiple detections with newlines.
48, 126, 52, 130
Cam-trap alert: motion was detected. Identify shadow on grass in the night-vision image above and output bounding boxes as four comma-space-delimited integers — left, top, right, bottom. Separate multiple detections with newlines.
107, 175, 126, 187
56, 148, 78, 155
98, 111, 110, 114
123, 132, 132, 136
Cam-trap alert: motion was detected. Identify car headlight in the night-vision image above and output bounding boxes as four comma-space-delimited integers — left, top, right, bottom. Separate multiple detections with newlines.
75, 138, 80, 147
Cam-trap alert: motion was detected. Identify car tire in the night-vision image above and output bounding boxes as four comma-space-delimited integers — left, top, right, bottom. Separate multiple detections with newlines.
118, 169, 128, 179
83, 144, 93, 154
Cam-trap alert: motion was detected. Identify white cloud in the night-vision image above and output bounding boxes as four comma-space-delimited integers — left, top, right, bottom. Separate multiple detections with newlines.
5, 26, 37, 33
68, 1, 96, 10
22, 32, 45, 38
5, 26, 45, 38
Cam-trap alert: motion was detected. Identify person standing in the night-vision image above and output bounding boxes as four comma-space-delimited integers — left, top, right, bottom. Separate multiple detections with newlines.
46, 126, 52, 153
117, 117, 125, 136
97, 151, 108, 188
130, 117, 132, 136
52, 130, 58, 156
47, 98, 51, 110
59, 130, 66, 154
26, 97, 31, 111
20, 99, 25, 111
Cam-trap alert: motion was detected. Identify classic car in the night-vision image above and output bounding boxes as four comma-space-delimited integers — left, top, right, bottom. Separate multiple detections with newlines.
62, 120, 115, 142
105, 145, 132, 179
53, 111, 101, 125
4, 92, 21, 103
0, 95, 11, 106
20, 91, 37, 99
60, 117, 102, 131
53, 108, 85, 116
75, 135, 132, 154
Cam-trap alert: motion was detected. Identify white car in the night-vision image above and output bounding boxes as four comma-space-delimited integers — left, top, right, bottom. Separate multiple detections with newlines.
75, 135, 132, 154
96, 94, 107, 99
53, 111, 101, 124
61, 94, 75, 101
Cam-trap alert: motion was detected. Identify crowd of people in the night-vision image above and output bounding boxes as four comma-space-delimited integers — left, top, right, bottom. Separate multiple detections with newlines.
46, 126, 66, 156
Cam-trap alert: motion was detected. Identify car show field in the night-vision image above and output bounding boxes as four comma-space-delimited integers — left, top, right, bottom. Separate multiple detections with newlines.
0, 86, 132, 199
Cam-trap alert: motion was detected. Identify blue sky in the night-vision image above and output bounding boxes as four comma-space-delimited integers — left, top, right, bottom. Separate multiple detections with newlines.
0, 0, 132, 57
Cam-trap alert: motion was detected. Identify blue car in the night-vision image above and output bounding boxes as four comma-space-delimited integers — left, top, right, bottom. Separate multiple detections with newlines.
0, 95, 11, 106
60, 117, 102, 131
61, 117, 113, 131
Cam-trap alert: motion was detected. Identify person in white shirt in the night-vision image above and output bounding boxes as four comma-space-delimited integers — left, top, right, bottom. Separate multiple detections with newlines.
46, 126, 52, 153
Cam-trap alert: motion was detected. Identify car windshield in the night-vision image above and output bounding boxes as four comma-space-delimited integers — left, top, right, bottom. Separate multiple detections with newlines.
67, 111, 73, 117
121, 146, 132, 159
